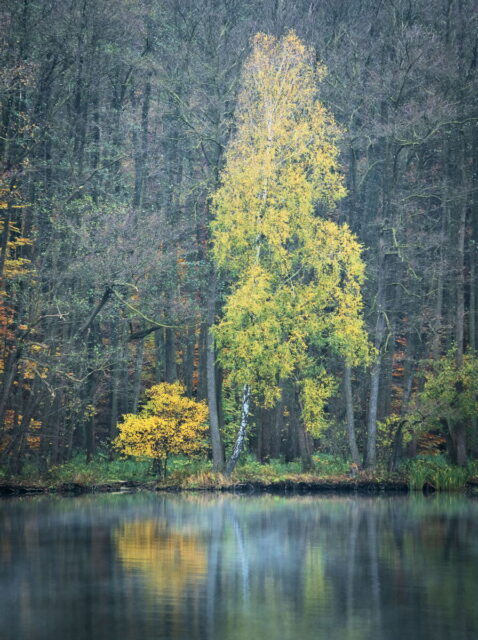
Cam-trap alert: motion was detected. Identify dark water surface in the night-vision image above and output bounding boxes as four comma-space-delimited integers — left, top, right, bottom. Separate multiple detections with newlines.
1, 492, 477, 640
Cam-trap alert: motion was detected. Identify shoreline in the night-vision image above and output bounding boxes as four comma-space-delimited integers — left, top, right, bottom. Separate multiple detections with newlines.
0, 478, 465, 496
2, 476, 477, 497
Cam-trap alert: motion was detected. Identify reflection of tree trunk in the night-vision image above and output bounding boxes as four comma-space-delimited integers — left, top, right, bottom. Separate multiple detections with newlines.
346, 502, 361, 625
443, 516, 458, 561
367, 508, 383, 636
229, 507, 250, 599
344, 364, 360, 465
225, 385, 250, 476
206, 505, 225, 640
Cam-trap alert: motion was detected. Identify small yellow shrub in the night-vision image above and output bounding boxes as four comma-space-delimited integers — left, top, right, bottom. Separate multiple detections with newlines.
113, 382, 209, 477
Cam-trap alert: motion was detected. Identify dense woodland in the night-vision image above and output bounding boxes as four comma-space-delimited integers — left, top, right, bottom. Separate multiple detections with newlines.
1, 0, 477, 477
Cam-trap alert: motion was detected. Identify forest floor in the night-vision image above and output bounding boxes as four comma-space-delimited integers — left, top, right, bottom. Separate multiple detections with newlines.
1, 454, 478, 496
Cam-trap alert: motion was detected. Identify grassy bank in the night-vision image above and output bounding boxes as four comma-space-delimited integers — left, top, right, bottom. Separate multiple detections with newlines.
1, 454, 478, 495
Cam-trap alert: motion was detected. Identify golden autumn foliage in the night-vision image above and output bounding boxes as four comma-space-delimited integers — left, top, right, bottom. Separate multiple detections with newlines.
113, 382, 209, 473
211, 32, 372, 435
0, 213, 32, 290
0, 216, 32, 368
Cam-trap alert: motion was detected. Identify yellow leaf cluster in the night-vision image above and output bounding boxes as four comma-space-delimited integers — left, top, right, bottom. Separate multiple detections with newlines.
300, 374, 337, 437
0, 221, 32, 281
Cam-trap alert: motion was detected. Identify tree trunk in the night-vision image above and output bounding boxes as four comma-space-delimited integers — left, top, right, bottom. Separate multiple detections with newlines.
271, 388, 284, 459
184, 326, 195, 396
131, 337, 145, 413
133, 76, 151, 209
296, 419, 313, 471
432, 168, 448, 358
110, 330, 121, 442
225, 385, 250, 476
197, 323, 208, 401
344, 364, 361, 466
164, 327, 177, 383
389, 356, 415, 472
206, 270, 224, 471
154, 329, 164, 383
365, 268, 386, 468
455, 203, 466, 367
453, 133, 468, 467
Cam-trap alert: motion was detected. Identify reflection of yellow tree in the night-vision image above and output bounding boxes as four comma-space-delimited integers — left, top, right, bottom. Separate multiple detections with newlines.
303, 545, 328, 611
115, 520, 207, 599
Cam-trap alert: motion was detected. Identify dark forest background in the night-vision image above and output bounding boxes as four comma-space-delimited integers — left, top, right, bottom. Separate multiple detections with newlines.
1, 0, 477, 475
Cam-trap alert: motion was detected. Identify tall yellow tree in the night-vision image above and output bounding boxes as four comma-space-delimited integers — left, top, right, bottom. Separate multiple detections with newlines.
211, 32, 371, 473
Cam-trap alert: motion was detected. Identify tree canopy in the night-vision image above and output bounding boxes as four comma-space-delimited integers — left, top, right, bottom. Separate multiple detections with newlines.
212, 33, 371, 435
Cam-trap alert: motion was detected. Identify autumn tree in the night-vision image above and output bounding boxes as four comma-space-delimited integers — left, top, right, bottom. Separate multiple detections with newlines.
114, 382, 209, 478
212, 32, 371, 473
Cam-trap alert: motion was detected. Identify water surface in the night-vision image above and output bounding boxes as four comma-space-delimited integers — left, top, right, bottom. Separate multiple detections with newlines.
1, 492, 477, 640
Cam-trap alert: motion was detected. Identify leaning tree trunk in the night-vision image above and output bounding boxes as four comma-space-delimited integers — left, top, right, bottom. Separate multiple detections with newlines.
225, 385, 250, 476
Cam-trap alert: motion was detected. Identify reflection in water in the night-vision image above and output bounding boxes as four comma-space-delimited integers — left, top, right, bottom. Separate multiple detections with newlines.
115, 520, 207, 596
115, 519, 208, 639
0, 493, 478, 640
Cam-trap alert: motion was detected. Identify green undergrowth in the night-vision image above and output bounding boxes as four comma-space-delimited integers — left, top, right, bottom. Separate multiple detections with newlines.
1, 453, 358, 488
160, 454, 389, 488
402, 456, 478, 492
48, 455, 156, 485
0, 454, 156, 487
2, 452, 477, 492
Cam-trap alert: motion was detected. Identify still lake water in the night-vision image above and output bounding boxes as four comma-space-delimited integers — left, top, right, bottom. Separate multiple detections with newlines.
1, 492, 477, 640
